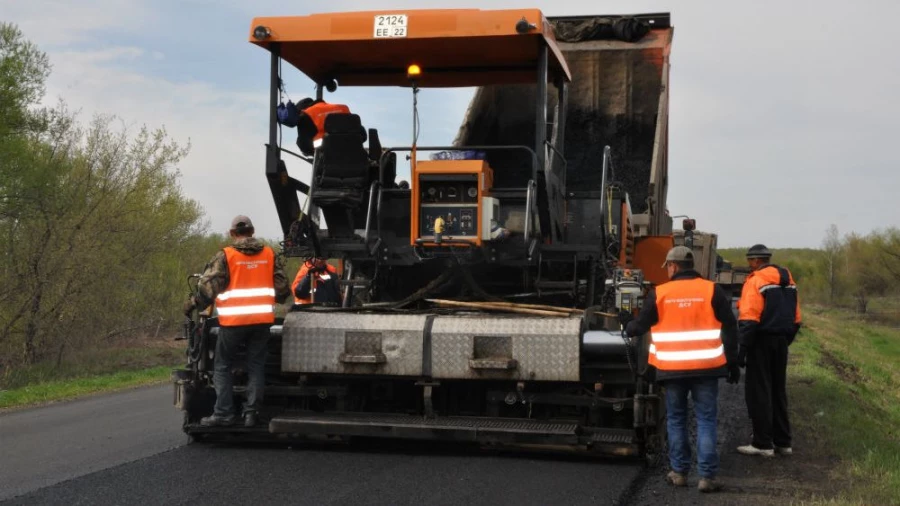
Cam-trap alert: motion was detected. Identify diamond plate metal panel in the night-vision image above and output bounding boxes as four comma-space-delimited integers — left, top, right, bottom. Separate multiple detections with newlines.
473, 335, 512, 358
282, 312, 427, 376
430, 315, 582, 381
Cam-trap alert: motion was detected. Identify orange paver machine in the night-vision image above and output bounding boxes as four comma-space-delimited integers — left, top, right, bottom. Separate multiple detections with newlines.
174, 8, 723, 459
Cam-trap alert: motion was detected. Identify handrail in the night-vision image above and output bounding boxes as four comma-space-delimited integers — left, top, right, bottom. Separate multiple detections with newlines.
545, 141, 568, 170
266, 144, 313, 165
379, 145, 540, 182
524, 179, 536, 244
599, 145, 612, 227
363, 180, 382, 245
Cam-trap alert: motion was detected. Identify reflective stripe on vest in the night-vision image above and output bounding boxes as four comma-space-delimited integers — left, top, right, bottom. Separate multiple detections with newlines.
216, 246, 276, 326
649, 277, 726, 371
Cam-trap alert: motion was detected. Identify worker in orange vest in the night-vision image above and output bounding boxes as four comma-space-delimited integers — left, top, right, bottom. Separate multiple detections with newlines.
295, 98, 351, 156
736, 244, 802, 458
292, 257, 341, 305
183, 215, 291, 427
622, 246, 739, 493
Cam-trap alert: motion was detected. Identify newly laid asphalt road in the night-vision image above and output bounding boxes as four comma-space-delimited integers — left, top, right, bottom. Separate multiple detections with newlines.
1, 385, 643, 505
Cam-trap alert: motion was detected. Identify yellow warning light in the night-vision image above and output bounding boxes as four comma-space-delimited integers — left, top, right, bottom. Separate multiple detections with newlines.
407, 64, 422, 79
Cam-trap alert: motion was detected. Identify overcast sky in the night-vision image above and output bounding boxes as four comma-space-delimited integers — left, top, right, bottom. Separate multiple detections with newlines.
4, 0, 899, 248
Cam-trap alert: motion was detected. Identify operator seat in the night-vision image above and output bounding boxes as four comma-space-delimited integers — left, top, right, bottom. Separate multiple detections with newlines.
311, 113, 371, 237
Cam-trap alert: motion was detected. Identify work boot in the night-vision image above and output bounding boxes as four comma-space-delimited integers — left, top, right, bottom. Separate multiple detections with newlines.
774, 445, 793, 455
200, 414, 235, 427
698, 477, 722, 493
737, 444, 775, 457
243, 411, 258, 428
666, 471, 687, 487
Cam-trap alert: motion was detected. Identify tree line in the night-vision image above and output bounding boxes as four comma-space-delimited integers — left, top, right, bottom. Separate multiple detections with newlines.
0, 23, 226, 370
720, 226, 900, 317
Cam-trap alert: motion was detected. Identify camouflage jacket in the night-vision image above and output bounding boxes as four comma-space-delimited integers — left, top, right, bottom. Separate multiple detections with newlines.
194, 237, 291, 309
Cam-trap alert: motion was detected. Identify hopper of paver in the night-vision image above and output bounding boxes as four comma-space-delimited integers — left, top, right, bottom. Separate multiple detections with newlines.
455, 13, 673, 238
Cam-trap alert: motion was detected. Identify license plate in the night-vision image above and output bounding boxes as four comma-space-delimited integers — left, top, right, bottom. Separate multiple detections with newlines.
374, 14, 407, 38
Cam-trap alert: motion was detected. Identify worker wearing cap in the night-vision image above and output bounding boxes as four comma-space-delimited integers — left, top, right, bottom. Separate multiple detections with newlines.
295, 97, 352, 156
183, 215, 291, 428
292, 257, 341, 305
736, 244, 802, 458
621, 246, 739, 492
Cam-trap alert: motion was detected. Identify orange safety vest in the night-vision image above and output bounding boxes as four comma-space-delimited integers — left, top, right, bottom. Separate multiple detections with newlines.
738, 265, 802, 327
649, 277, 726, 371
215, 246, 276, 326
292, 261, 339, 304
304, 102, 351, 148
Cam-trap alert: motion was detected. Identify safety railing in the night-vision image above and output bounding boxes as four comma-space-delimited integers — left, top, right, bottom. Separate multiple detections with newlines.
524, 179, 536, 245
598, 145, 615, 226
379, 145, 540, 183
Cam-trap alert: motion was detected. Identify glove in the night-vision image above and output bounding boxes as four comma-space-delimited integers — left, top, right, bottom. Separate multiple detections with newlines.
617, 310, 634, 327
737, 345, 748, 368
182, 296, 196, 317
727, 364, 741, 384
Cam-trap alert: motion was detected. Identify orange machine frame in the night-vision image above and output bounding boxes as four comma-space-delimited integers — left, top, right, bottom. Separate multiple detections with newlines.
633, 236, 675, 286
249, 9, 572, 87
413, 160, 494, 247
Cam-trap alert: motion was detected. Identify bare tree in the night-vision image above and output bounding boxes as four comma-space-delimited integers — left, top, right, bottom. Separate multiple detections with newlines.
822, 224, 842, 304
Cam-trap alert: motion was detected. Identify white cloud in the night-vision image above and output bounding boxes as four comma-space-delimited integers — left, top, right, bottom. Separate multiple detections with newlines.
42, 46, 279, 236
2, 0, 154, 46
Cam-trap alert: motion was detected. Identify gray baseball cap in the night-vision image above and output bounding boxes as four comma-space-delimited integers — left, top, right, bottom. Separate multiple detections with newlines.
662, 245, 694, 267
230, 215, 254, 230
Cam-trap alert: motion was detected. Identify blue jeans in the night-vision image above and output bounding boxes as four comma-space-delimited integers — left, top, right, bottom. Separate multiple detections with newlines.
664, 377, 720, 478
213, 324, 271, 417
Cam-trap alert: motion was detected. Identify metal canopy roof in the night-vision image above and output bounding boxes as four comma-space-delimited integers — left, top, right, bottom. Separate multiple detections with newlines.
249, 9, 572, 87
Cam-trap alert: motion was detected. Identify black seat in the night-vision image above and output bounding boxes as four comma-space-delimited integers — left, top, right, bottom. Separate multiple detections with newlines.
311, 114, 371, 237
366, 128, 397, 187
314, 114, 369, 190
368, 128, 381, 161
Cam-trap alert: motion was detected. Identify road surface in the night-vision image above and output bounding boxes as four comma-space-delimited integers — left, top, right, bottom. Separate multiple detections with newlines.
0, 385, 643, 505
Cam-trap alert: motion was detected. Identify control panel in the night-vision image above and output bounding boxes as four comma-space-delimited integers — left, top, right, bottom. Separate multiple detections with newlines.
419, 174, 479, 239
411, 159, 494, 246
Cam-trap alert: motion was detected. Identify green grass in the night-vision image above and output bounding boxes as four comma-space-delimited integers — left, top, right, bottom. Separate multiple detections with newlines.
789, 306, 900, 505
0, 366, 175, 409
0, 343, 183, 409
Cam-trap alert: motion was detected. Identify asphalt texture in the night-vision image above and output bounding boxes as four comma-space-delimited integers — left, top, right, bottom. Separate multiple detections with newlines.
1, 385, 644, 506
0, 385, 185, 501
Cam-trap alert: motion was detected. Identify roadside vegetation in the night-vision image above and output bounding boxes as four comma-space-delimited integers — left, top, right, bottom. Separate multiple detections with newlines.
788, 305, 900, 505
0, 24, 303, 408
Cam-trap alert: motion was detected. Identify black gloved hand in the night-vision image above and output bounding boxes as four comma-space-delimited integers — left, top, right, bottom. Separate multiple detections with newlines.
727, 364, 741, 384
617, 310, 634, 327
737, 345, 748, 368
182, 296, 196, 317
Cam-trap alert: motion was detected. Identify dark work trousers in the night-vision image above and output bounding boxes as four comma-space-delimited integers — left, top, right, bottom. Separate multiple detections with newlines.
744, 333, 791, 449
213, 324, 271, 417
